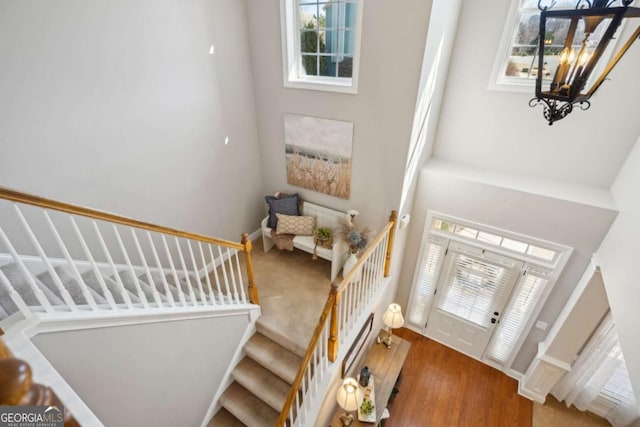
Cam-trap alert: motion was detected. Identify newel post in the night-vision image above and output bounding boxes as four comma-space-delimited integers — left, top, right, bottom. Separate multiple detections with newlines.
328, 282, 340, 362
241, 233, 259, 305
384, 210, 398, 278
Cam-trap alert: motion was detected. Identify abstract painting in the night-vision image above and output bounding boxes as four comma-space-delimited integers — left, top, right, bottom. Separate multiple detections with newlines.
284, 113, 353, 199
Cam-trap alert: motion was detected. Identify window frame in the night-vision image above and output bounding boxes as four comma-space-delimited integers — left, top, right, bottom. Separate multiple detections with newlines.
406, 211, 573, 374
280, 0, 364, 94
488, 0, 629, 94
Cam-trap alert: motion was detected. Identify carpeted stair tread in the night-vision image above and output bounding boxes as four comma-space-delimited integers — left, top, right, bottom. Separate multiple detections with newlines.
81, 269, 135, 305
166, 274, 205, 303
231, 357, 290, 412
256, 318, 307, 359
38, 266, 106, 306
206, 408, 245, 427
220, 382, 278, 427
137, 271, 180, 302
1, 264, 63, 312
244, 333, 301, 385
114, 270, 164, 304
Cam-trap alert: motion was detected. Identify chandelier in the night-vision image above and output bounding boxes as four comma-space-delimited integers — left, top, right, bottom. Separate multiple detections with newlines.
529, 0, 640, 125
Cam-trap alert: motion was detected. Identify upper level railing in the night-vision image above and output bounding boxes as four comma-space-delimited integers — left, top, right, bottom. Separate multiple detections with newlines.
277, 211, 397, 427
0, 332, 79, 426
0, 186, 259, 324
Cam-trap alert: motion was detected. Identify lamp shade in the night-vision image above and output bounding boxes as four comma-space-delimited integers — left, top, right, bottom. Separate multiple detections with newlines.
383, 303, 404, 329
336, 377, 360, 411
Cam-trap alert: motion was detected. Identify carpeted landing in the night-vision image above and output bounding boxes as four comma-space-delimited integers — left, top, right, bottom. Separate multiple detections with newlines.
207, 239, 335, 426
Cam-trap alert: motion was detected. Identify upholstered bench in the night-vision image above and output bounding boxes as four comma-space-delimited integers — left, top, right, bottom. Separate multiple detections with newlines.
261, 201, 348, 281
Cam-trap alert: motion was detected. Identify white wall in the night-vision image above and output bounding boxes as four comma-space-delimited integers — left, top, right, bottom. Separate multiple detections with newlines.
32, 313, 251, 427
0, 0, 264, 242
597, 136, 640, 408
245, 0, 432, 231
398, 163, 618, 373
431, 0, 640, 188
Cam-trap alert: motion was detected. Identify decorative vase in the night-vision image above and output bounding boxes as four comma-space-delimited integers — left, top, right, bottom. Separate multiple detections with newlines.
359, 366, 371, 387
343, 253, 361, 282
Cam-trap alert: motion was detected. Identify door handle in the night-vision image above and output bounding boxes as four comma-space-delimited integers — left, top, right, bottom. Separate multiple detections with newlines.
494, 311, 499, 316
491, 318, 497, 324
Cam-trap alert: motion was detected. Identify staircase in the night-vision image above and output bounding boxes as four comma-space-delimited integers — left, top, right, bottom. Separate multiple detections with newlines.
209, 330, 302, 426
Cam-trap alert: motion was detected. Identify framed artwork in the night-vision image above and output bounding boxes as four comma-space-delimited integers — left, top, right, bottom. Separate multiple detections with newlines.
342, 313, 374, 378
284, 113, 353, 200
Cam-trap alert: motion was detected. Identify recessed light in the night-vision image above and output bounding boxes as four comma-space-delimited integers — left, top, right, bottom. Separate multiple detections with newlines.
209, 44, 215, 55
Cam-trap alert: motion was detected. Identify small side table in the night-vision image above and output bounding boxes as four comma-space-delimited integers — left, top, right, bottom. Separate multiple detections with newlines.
330, 329, 411, 426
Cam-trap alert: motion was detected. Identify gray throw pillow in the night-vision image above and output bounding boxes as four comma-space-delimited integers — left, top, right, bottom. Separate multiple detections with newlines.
265, 193, 300, 228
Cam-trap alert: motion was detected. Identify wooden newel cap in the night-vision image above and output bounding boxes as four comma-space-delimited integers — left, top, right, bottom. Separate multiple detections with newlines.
0, 358, 32, 405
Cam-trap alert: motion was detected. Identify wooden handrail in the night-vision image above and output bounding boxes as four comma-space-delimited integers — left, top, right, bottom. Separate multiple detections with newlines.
384, 210, 398, 277
277, 212, 398, 426
241, 233, 259, 305
276, 286, 337, 427
0, 186, 244, 250
0, 337, 79, 426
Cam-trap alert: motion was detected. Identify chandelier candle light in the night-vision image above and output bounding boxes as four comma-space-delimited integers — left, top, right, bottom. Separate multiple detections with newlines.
379, 303, 405, 348
529, 0, 640, 125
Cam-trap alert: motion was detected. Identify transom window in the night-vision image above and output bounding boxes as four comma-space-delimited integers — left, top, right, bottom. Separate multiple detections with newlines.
280, 0, 363, 93
431, 217, 562, 265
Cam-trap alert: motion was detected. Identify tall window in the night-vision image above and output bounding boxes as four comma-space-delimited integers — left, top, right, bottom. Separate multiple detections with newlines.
281, 0, 363, 93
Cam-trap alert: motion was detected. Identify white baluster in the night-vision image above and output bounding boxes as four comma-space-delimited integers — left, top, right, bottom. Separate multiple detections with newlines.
217, 245, 233, 304
231, 249, 246, 304
146, 232, 175, 307
13, 206, 77, 311
187, 241, 207, 305
0, 226, 53, 312
113, 225, 149, 309
161, 235, 187, 306
131, 229, 163, 307
43, 212, 99, 311
174, 237, 197, 305
93, 221, 134, 309
198, 242, 216, 305
208, 244, 225, 305
225, 248, 241, 304
0, 269, 33, 318
69, 217, 117, 310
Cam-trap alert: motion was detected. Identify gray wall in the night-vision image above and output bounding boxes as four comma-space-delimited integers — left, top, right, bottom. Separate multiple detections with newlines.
0, 0, 264, 242
32, 313, 250, 427
397, 165, 617, 373
245, 0, 432, 231
597, 137, 640, 409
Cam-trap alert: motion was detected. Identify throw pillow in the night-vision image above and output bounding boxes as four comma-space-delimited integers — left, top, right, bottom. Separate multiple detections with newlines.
276, 214, 316, 235
265, 193, 300, 228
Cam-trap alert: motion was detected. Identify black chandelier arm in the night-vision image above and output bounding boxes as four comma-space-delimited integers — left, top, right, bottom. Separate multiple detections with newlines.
538, 0, 557, 11
529, 98, 591, 125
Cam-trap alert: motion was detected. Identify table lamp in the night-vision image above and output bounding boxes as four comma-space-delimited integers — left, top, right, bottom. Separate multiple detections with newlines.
336, 377, 360, 426
381, 303, 404, 348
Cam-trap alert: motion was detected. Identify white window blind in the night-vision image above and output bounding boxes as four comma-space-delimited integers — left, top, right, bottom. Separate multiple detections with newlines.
407, 238, 446, 327
486, 269, 549, 364
438, 250, 517, 328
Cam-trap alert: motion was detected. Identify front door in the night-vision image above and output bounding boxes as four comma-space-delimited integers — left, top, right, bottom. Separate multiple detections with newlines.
425, 242, 523, 360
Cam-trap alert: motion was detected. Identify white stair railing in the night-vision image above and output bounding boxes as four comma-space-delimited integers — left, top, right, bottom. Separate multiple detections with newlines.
0, 186, 260, 324
277, 212, 397, 427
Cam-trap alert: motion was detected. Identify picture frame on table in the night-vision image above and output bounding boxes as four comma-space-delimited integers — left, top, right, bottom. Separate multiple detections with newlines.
342, 313, 374, 378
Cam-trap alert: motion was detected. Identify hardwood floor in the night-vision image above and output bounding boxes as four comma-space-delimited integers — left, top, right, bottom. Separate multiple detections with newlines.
384, 328, 532, 427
